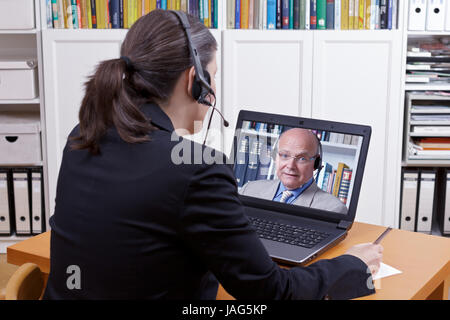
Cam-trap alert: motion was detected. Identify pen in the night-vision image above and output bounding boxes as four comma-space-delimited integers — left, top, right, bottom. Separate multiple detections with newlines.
373, 227, 392, 245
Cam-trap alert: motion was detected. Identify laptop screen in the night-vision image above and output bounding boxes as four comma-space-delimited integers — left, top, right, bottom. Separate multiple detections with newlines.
232, 112, 371, 220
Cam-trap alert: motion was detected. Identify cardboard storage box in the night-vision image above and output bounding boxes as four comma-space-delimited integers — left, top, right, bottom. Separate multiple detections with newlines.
0, 111, 42, 165
0, 60, 38, 100
0, 0, 35, 30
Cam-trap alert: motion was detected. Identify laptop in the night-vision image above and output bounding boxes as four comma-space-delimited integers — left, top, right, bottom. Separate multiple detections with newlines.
231, 110, 371, 266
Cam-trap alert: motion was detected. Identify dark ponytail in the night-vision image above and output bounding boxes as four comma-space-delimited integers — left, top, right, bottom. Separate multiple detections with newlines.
71, 9, 217, 154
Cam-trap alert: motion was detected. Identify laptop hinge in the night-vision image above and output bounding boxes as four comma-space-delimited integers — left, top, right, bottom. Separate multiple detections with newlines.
337, 220, 352, 230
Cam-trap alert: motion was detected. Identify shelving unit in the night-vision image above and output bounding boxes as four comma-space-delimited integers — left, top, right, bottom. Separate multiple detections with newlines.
399, 1, 450, 237
0, 0, 48, 253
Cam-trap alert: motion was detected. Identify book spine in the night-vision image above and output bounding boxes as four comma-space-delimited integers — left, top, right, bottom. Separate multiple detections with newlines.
52, 0, 59, 28
340, 0, 348, 29
364, 0, 371, 29
358, 0, 364, 29
119, 0, 123, 27
227, 0, 234, 28
379, 0, 387, 29
213, 0, 218, 28
387, 0, 392, 30
294, 0, 301, 29
253, 0, 259, 29
310, 0, 317, 29
47, 0, 53, 28
156, 0, 161, 9
262, 0, 267, 29
249, 0, 254, 29
276, 0, 282, 28
289, 0, 294, 28
77, 0, 83, 28
150, 0, 157, 11
59, 0, 66, 28
267, 0, 276, 29
86, 0, 92, 28
65, 0, 74, 28
161, 0, 167, 9
80, 0, 88, 28
235, 0, 241, 29
71, 0, 79, 28
282, 0, 289, 28
326, 0, 334, 29
317, 0, 326, 29
299, 0, 306, 29
110, 0, 120, 28
348, 0, 353, 29
305, 0, 309, 28
334, 0, 340, 29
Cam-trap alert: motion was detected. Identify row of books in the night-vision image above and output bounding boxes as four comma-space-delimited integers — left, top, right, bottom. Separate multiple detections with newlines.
406, 40, 450, 83
46, 0, 218, 29
227, 0, 399, 30
311, 130, 359, 145
316, 162, 352, 204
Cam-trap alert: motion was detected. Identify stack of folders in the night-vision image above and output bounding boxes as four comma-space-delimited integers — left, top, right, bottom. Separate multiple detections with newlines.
0, 167, 45, 236
408, 0, 450, 31
400, 167, 450, 235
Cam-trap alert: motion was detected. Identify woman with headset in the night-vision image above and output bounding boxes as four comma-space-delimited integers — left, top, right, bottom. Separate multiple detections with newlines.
43, 9, 382, 300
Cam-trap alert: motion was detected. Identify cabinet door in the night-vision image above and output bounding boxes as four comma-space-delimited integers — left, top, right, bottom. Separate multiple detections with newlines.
42, 30, 221, 215
41, 30, 127, 215
222, 30, 314, 156
312, 31, 403, 226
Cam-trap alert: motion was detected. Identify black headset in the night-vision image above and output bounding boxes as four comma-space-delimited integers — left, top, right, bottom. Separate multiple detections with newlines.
170, 10, 214, 106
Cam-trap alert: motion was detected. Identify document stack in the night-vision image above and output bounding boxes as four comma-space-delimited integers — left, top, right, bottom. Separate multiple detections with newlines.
406, 39, 450, 84
408, 0, 450, 31
0, 167, 45, 236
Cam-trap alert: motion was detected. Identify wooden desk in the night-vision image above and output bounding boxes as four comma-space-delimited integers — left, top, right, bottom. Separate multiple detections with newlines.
7, 222, 450, 300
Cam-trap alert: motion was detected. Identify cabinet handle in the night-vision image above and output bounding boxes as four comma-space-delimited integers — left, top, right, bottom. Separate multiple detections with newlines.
5, 136, 18, 143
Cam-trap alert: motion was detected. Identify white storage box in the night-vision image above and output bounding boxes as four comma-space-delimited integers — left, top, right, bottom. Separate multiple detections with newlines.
0, 60, 38, 100
0, 111, 42, 165
0, 0, 35, 30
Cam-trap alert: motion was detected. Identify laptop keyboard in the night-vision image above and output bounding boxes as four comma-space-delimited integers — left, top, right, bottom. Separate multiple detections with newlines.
249, 217, 330, 248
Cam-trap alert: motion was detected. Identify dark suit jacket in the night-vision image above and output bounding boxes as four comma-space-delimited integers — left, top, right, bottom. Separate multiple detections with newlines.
43, 103, 375, 300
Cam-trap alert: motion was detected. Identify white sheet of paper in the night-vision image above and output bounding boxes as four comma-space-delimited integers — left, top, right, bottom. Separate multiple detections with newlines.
372, 262, 402, 280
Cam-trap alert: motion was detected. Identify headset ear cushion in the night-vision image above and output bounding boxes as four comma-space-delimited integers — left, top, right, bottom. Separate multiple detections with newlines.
314, 156, 321, 170
191, 70, 211, 101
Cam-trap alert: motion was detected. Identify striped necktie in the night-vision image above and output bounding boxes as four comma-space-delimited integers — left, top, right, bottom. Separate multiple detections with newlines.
280, 190, 293, 203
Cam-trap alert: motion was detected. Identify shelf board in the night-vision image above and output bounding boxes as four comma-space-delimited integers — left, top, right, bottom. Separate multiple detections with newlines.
0, 98, 40, 104
321, 141, 358, 150
410, 121, 450, 125
0, 29, 37, 34
405, 83, 450, 91
403, 159, 450, 166
408, 31, 450, 36
410, 132, 450, 137
411, 110, 450, 114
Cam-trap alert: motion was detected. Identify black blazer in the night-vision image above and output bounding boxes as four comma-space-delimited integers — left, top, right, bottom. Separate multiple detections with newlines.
43, 103, 375, 300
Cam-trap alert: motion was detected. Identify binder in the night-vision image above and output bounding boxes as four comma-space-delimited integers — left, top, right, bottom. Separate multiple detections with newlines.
12, 170, 31, 235
445, 0, 450, 30
31, 170, 44, 234
0, 169, 12, 235
442, 169, 450, 235
408, 0, 427, 30
416, 170, 436, 234
426, 0, 445, 31
400, 170, 419, 232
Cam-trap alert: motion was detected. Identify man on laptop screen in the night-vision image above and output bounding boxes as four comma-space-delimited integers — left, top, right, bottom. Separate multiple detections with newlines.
235, 120, 362, 215
240, 128, 348, 214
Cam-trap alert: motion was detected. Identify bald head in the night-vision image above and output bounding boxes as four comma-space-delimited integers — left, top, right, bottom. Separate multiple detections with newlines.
275, 128, 320, 190
278, 128, 320, 156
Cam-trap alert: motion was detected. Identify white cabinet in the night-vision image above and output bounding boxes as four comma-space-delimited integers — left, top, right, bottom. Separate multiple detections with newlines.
42, 29, 127, 213
42, 29, 222, 215
312, 30, 404, 226
222, 30, 314, 155
222, 30, 403, 226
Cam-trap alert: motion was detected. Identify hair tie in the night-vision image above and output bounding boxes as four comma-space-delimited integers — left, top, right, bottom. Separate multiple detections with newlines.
120, 56, 133, 71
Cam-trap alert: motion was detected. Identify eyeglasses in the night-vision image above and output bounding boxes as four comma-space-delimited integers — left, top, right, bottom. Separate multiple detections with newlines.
277, 152, 316, 164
